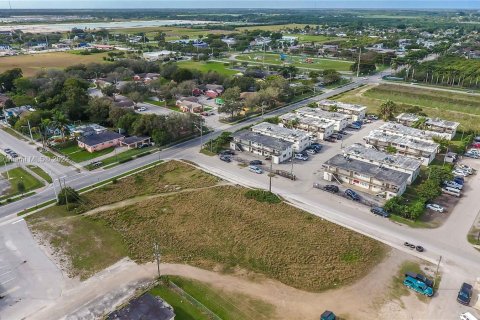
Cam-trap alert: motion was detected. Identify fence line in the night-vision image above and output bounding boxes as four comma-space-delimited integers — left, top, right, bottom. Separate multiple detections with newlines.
168, 280, 222, 320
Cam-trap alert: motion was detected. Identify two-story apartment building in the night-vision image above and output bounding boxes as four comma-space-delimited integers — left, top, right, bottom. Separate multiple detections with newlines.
364, 130, 439, 165
231, 131, 293, 164
323, 154, 409, 199
379, 122, 451, 141
395, 113, 459, 140
295, 107, 349, 131
278, 113, 335, 140
317, 100, 367, 121
251, 122, 310, 152
343, 143, 422, 184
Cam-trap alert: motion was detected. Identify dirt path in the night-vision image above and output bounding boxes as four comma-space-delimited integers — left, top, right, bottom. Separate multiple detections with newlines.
31, 249, 428, 320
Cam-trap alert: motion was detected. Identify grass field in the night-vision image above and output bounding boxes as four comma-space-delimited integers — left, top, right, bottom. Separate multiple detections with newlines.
236, 24, 310, 31
55, 141, 114, 163
112, 26, 235, 41
27, 160, 386, 290
288, 34, 344, 44
177, 60, 239, 76
1, 167, 44, 197
234, 53, 353, 72
0, 52, 109, 77
334, 83, 480, 132
26, 165, 53, 183
158, 276, 275, 319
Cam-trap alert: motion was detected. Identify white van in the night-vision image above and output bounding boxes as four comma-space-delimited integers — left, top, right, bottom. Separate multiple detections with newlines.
443, 186, 461, 197
459, 312, 478, 320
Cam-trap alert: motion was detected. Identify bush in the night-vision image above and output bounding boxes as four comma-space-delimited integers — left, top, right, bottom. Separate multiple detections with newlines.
57, 187, 81, 205
245, 189, 281, 204
118, 157, 133, 164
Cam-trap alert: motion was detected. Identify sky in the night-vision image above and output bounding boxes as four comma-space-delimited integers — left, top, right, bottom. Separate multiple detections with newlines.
1, 0, 480, 9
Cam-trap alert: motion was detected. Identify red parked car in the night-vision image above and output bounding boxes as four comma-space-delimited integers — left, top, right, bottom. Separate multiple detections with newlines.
471, 142, 480, 149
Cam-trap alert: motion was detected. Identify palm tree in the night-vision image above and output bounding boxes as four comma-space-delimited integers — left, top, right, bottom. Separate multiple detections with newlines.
52, 111, 68, 142
379, 100, 397, 121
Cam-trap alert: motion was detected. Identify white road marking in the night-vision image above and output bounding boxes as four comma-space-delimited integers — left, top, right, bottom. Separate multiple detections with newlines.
0, 270, 12, 277
0, 277, 15, 285
11, 219, 24, 225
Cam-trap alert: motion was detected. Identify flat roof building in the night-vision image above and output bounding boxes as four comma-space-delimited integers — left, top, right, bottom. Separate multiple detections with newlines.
279, 113, 335, 140
323, 154, 409, 199
364, 130, 439, 165
251, 122, 310, 152
295, 107, 349, 131
395, 113, 459, 140
343, 143, 422, 184
231, 130, 293, 164
379, 122, 451, 141
317, 100, 367, 121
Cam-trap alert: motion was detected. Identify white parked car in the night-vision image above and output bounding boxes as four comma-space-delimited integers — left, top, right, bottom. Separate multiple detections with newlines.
294, 153, 308, 161
248, 165, 263, 174
426, 203, 444, 213
455, 167, 472, 175
452, 169, 468, 177
137, 107, 147, 112
457, 164, 474, 173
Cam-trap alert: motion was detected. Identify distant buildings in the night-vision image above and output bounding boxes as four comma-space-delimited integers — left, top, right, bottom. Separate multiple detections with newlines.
295, 107, 349, 131
317, 100, 367, 121
143, 51, 176, 61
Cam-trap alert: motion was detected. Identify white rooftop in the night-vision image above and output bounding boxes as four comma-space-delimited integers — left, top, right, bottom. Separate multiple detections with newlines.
396, 113, 459, 130
318, 100, 367, 112
365, 130, 439, 153
251, 122, 309, 141
279, 113, 336, 129
295, 107, 348, 121
379, 122, 450, 140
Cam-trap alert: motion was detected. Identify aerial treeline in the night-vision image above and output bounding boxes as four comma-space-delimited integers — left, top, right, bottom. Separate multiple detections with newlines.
395, 55, 480, 88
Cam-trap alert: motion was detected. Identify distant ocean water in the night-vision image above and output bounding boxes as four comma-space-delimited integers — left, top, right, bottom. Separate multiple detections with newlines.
2, 0, 480, 9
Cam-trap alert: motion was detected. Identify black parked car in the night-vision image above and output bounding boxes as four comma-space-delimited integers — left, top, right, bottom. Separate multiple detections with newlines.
457, 283, 473, 305
249, 160, 263, 165
370, 207, 390, 218
219, 155, 231, 163
219, 150, 235, 156
344, 189, 360, 201
324, 185, 339, 193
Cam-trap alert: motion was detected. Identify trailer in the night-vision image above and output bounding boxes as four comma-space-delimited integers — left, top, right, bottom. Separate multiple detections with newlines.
403, 275, 434, 297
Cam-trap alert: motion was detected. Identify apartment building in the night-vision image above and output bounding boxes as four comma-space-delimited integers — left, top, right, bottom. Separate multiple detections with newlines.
323, 154, 409, 199
343, 143, 422, 184
395, 113, 459, 140
278, 113, 335, 140
317, 100, 367, 121
231, 131, 293, 164
364, 130, 439, 165
379, 122, 451, 141
295, 107, 349, 131
251, 122, 310, 152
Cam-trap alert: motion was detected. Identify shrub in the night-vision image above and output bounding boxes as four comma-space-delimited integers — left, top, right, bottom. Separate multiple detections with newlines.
245, 189, 281, 204
57, 187, 81, 205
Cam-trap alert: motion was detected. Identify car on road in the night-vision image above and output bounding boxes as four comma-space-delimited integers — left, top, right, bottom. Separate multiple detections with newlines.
219, 155, 231, 163
426, 203, 444, 213
370, 207, 390, 217
324, 185, 339, 193
248, 165, 263, 174
344, 189, 360, 201
457, 282, 473, 305
294, 153, 308, 161
3, 148, 13, 154
137, 107, 147, 111
249, 160, 263, 166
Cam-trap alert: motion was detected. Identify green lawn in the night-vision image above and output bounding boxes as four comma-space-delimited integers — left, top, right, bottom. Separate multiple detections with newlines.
150, 284, 211, 320
234, 53, 353, 72
55, 141, 114, 163
1, 167, 44, 198
26, 165, 53, 183
334, 84, 480, 132
177, 61, 239, 76
85, 146, 156, 170
167, 276, 275, 320
288, 34, 343, 43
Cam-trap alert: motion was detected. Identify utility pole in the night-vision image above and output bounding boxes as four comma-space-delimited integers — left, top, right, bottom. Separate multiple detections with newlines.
52, 175, 58, 201
27, 120, 34, 141
269, 159, 273, 193
3, 159, 10, 180
434, 255, 442, 286
62, 178, 69, 209
356, 47, 362, 78
153, 241, 161, 278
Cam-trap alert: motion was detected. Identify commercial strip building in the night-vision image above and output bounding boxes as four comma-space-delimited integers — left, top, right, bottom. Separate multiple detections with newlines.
343, 143, 422, 184
323, 154, 410, 199
378, 122, 451, 142
317, 100, 367, 121
364, 130, 439, 165
278, 113, 335, 140
251, 122, 310, 152
395, 113, 459, 140
295, 107, 349, 131
231, 130, 293, 164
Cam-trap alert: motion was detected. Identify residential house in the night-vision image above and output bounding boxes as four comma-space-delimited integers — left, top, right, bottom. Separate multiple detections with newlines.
279, 113, 335, 140
231, 130, 293, 164
77, 131, 124, 153
3, 105, 33, 119
343, 143, 422, 184
250, 122, 310, 152
295, 107, 349, 131
364, 130, 439, 165
323, 154, 409, 199
176, 99, 203, 113
317, 100, 367, 121
120, 136, 151, 149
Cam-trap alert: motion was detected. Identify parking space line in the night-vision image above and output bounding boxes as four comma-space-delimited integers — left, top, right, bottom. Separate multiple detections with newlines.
1, 277, 15, 285
0, 270, 12, 277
